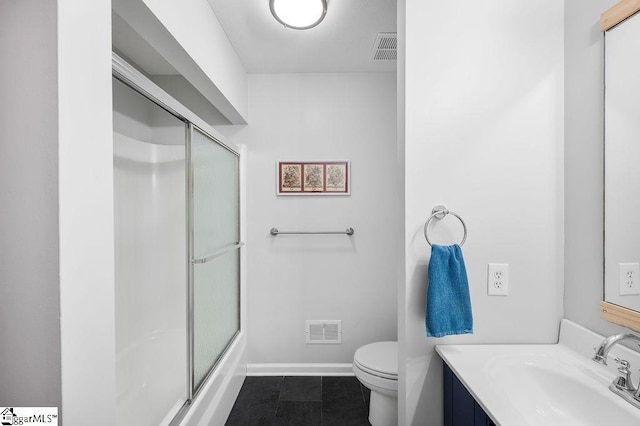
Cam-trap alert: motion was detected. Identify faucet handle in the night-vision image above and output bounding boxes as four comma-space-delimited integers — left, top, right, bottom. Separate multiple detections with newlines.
613, 358, 636, 392
614, 357, 630, 369
614, 357, 632, 373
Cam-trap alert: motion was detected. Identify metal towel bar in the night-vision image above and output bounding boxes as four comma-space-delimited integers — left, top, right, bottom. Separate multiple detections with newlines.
270, 227, 354, 236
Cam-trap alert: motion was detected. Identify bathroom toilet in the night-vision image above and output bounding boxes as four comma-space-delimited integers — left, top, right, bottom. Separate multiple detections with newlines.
353, 341, 398, 426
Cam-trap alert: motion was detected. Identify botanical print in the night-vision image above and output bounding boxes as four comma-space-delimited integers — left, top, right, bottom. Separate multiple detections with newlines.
303, 164, 324, 192
325, 164, 347, 192
280, 164, 302, 192
277, 161, 349, 195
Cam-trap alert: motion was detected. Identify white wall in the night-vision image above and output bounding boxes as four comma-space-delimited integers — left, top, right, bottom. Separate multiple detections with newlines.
58, 0, 117, 423
0, 0, 61, 408
564, 0, 628, 336
220, 73, 398, 368
401, 1, 564, 424
1, 0, 117, 421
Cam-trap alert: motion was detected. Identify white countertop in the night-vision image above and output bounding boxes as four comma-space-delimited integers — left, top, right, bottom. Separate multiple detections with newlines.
436, 319, 640, 426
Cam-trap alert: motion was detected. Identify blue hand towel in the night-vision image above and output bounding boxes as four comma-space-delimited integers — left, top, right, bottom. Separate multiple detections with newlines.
426, 244, 473, 337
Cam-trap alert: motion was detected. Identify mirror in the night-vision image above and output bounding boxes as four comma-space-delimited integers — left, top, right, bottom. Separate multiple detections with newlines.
602, 2, 640, 330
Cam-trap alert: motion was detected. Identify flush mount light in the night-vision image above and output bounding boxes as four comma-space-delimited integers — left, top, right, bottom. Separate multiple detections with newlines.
269, 0, 328, 30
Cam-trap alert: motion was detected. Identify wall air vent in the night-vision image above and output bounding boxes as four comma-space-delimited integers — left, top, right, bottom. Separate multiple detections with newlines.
370, 32, 397, 62
305, 320, 342, 344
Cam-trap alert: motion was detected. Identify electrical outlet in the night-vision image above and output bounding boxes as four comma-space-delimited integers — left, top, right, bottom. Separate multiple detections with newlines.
619, 263, 640, 295
488, 263, 509, 296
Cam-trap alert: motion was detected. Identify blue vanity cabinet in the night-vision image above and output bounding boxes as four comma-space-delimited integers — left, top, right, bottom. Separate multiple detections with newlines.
443, 362, 496, 426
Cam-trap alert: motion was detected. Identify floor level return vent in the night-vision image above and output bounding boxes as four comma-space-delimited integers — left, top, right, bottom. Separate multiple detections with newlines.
306, 320, 342, 344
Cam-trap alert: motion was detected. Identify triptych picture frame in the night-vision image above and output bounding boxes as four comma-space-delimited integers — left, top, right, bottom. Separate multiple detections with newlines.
277, 161, 350, 196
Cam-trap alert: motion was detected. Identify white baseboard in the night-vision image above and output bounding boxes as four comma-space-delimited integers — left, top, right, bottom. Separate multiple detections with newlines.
247, 363, 354, 376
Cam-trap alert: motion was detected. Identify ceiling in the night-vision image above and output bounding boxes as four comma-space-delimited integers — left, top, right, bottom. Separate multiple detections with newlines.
207, 0, 397, 74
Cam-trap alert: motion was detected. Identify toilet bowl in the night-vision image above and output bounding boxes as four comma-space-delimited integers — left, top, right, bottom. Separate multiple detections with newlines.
353, 341, 398, 426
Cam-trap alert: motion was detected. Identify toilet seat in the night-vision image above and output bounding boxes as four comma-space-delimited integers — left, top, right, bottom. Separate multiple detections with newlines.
353, 341, 397, 381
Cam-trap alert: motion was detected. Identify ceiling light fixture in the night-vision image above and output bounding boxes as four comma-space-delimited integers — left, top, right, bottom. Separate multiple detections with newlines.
269, 0, 328, 30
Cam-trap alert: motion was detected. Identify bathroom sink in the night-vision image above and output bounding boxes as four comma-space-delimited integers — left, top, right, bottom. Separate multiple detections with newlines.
436, 320, 640, 425
487, 352, 639, 425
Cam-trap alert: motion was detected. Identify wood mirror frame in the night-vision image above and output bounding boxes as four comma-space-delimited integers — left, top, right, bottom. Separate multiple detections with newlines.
600, 0, 640, 333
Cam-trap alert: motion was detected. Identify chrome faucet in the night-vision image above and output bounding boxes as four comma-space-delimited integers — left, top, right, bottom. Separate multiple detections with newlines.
593, 333, 640, 365
593, 333, 640, 409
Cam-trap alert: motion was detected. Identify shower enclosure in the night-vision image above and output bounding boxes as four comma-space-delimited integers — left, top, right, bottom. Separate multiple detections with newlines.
112, 62, 242, 425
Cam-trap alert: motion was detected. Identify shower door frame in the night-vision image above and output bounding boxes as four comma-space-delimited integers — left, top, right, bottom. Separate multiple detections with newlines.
186, 123, 243, 399
112, 52, 244, 425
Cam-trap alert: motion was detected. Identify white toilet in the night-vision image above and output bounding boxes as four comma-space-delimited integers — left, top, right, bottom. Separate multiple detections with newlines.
353, 341, 398, 426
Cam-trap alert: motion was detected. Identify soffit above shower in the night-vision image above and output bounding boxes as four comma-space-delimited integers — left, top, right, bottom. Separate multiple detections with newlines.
112, 0, 249, 125
207, 0, 397, 73
112, 12, 179, 76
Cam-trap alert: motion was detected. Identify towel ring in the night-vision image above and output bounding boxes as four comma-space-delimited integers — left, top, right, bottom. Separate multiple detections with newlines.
424, 205, 467, 247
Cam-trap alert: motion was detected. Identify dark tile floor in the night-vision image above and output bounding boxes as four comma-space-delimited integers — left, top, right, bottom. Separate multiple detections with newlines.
225, 376, 372, 425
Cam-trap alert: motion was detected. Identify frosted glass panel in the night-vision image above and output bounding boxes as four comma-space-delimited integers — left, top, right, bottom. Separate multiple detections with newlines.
190, 125, 240, 392
193, 250, 240, 389
191, 128, 239, 257
113, 78, 188, 426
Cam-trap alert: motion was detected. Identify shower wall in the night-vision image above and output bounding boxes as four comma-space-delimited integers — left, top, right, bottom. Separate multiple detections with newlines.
113, 79, 187, 425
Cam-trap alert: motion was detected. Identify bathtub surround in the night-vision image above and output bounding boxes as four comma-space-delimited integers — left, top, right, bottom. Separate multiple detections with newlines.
111, 60, 248, 424
112, 79, 188, 424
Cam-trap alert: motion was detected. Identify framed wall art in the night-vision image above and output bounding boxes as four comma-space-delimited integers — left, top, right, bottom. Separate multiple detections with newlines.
277, 161, 350, 195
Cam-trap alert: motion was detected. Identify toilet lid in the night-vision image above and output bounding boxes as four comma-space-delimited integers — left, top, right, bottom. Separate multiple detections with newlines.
354, 341, 397, 380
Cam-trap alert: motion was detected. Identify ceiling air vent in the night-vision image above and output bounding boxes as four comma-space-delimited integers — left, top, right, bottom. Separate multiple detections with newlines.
371, 32, 397, 62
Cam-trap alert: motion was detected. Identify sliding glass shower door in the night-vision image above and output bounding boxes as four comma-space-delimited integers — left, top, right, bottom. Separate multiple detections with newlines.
113, 78, 188, 426
113, 73, 242, 424
188, 125, 241, 393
